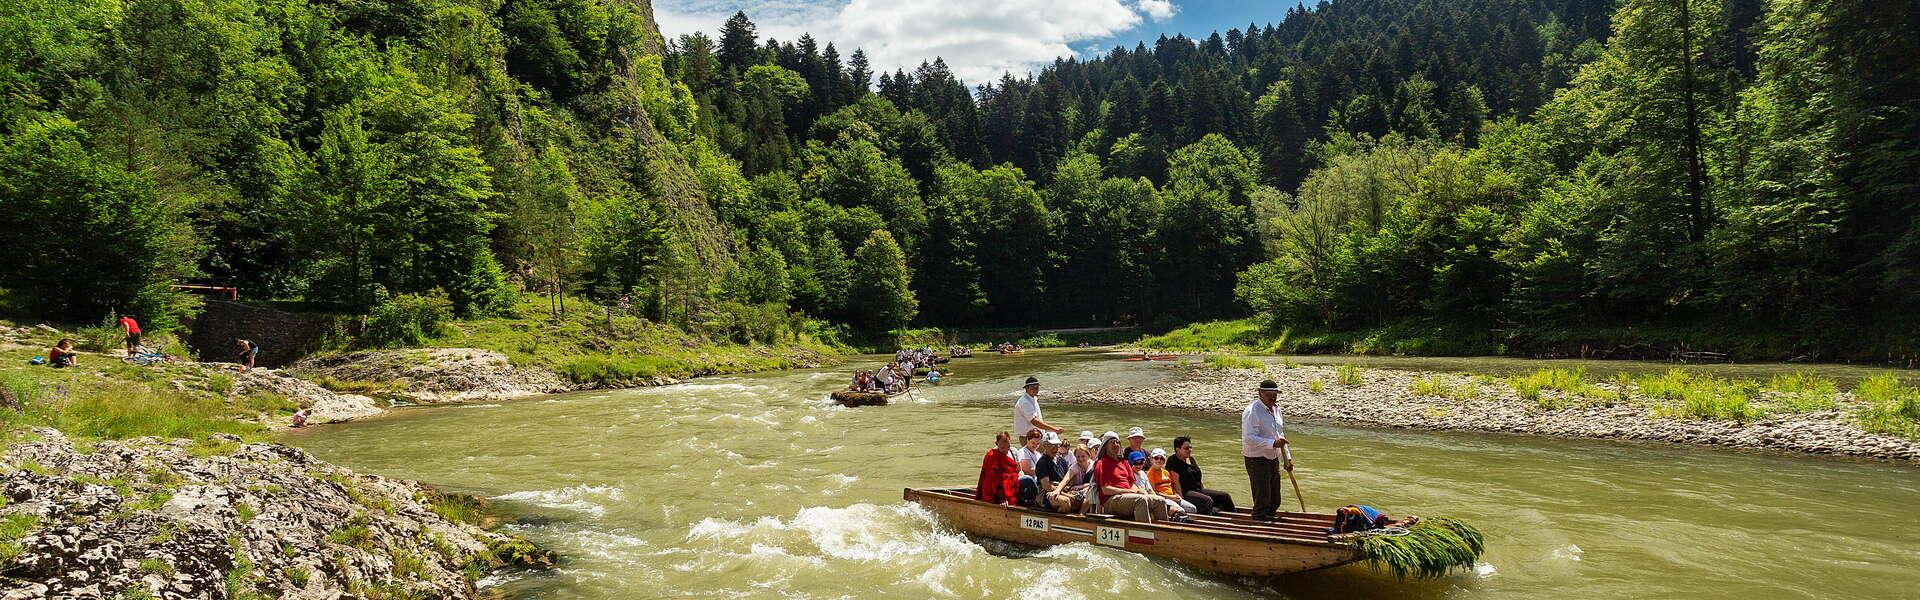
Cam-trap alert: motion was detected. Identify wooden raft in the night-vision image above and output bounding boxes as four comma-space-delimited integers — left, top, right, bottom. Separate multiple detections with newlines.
905, 487, 1362, 577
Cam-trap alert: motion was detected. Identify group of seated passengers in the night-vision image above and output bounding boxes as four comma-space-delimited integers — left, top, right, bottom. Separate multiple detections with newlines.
978, 428, 1236, 524
848, 363, 913, 394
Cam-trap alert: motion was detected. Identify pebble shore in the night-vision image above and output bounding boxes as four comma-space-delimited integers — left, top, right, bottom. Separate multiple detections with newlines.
1061, 364, 1920, 462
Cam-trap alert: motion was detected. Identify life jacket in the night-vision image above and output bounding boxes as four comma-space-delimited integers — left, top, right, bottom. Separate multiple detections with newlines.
1331, 505, 1390, 534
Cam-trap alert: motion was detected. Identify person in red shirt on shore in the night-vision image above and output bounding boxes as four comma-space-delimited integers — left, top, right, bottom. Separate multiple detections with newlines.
976, 431, 1020, 505
117, 315, 141, 356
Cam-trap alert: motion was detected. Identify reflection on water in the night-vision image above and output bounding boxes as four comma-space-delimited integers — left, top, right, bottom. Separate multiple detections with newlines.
286, 349, 1920, 599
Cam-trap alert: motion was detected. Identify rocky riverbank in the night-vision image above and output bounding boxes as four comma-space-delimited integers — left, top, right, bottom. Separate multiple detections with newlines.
290, 348, 577, 406
1061, 364, 1920, 461
0, 428, 550, 599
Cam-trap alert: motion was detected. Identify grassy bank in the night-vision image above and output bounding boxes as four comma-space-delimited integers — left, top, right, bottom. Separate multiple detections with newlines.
1421, 365, 1920, 435
1137, 319, 1920, 366
400, 297, 846, 386
887, 326, 1144, 352
0, 325, 291, 447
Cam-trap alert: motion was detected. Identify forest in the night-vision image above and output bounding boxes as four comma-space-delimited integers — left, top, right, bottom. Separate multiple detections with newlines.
1, 0, 1915, 354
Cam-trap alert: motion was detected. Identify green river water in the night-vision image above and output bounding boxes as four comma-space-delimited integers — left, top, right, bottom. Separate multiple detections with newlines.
285, 349, 1920, 599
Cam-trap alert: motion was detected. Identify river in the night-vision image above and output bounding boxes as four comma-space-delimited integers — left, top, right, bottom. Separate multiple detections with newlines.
284, 349, 1920, 599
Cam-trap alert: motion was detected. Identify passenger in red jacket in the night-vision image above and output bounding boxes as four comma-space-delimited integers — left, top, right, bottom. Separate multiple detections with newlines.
976, 431, 1020, 505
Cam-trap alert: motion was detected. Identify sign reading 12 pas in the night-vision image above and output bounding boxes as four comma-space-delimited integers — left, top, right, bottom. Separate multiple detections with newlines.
1018, 515, 1156, 547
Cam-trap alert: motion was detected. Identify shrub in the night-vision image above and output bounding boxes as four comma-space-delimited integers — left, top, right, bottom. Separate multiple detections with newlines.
76, 322, 126, 353
1016, 333, 1066, 348
1854, 374, 1920, 436
1307, 379, 1326, 394
1335, 365, 1365, 387
361, 292, 454, 348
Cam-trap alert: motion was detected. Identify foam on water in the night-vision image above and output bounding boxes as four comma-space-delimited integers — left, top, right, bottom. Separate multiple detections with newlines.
494, 484, 626, 518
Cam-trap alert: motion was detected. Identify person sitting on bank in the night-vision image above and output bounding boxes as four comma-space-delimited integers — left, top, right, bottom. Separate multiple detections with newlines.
48, 339, 79, 368
1094, 435, 1169, 523
234, 339, 260, 372
1167, 436, 1234, 515
291, 407, 312, 428
976, 431, 1020, 505
1147, 448, 1199, 514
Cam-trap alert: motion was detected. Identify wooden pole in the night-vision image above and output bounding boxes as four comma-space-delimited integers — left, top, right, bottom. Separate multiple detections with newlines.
1286, 470, 1306, 512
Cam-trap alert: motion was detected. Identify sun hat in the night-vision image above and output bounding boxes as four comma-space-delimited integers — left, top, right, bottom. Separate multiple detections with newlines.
1024, 376, 1040, 386
1042, 431, 1062, 445
1126, 450, 1147, 462
1258, 379, 1281, 392
1078, 430, 1095, 442
1101, 431, 1120, 443
1149, 448, 1167, 459
1127, 426, 1145, 439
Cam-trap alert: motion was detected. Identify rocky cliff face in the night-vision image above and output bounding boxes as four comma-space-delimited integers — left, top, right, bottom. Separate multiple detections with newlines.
0, 429, 548, 599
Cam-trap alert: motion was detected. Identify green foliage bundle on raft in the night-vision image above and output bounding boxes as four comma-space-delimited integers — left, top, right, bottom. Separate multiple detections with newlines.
1352, 516, 1486, 580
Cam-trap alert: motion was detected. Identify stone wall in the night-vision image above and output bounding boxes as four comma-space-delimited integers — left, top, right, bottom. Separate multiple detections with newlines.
185, 301, 349, 368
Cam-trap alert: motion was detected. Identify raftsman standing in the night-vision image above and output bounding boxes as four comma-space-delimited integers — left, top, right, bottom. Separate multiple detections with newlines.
1013, 376, 1064, 439
1241, 379, 1293, 521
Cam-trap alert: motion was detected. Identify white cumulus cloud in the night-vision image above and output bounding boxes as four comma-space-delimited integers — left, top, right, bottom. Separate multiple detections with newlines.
1136, 0, 1177, 21
653, 0, 1178, 83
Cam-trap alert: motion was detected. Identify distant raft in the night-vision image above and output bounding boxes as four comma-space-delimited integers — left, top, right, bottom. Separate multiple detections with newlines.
830, 390, 898, 407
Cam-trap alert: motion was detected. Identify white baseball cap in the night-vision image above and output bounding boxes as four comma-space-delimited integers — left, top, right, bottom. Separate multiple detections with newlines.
1127, 426, 1145, 439
1042, 431, 1062, 445
1150, 448, 1167, 458
1078, 430, 1094, 442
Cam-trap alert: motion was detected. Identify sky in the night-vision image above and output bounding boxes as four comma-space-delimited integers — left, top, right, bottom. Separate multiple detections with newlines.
652, 1, 1307, 84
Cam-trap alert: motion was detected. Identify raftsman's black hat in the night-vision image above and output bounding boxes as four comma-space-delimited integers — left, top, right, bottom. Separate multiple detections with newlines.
1025, 376, 1040, 386
1258, 379, 1280, 392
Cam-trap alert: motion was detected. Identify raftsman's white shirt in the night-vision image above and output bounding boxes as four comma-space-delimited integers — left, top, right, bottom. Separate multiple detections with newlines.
1013, 391, 1041, 438
1242, 398, 1293, 460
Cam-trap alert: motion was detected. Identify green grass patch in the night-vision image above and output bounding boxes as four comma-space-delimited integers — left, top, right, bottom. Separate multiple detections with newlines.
428, 493, 486, 526
0, 513, 40, 564
1136, 320, 1265, 353
1307, 379, 1326, 394
327, 518, 376, 551
1335, 365, 1366, 387
1764, 372, 1838, 413
139, 558, 176, 576
1353, 516, 1486, 579
409, 296, 843, 387
1409, 375, 1449, 397
1200, 354, 1264, 370
1636, 369, 1765, 422
1509, 368, 1603, 409
1853, 374, 1920, 436
0, 360, 269, 443
306, 376, 406, 396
